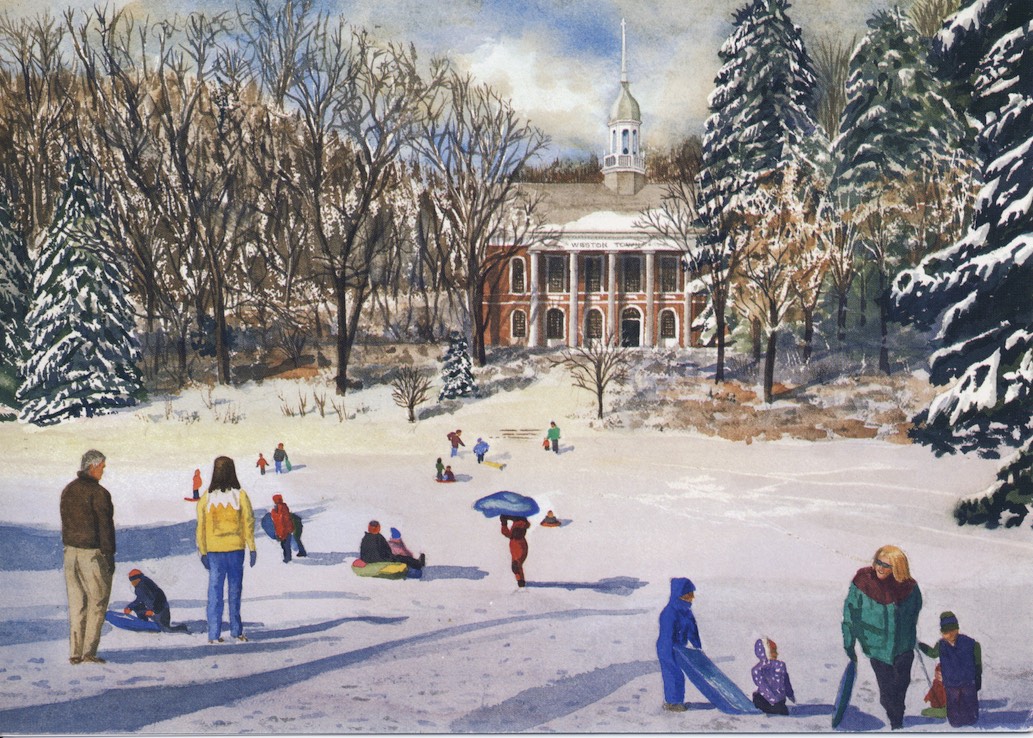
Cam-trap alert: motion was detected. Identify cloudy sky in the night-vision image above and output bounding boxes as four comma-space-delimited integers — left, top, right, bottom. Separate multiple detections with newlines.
11, 0, 897, 158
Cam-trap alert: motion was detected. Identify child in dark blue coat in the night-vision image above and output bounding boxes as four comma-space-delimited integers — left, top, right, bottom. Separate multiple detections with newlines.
124, 569, 188, 633
919, 611, 982, 727
656, 577, 701, 712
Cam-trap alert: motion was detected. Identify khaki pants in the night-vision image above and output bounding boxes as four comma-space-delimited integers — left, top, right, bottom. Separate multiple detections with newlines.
63, 546, 113, 660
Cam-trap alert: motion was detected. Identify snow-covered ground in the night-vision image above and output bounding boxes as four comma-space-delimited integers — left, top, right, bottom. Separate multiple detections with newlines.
0, 366, 1031, 734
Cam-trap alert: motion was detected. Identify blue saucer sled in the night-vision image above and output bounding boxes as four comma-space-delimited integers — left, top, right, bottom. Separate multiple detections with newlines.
105, 611, 161, 633
673, 645, 760, 715
260, 512, 303, 551
473, 491, 539, 518
831, 659, 857, 728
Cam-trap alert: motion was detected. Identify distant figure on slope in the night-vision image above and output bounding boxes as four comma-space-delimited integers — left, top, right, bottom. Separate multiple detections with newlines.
442, 465, 456, 482
191, 469, 203, 500
123, 569, 188, 633
270, 494, 307, 563
919, 611, 982, 727
499, 514, 530, 588
751, 637, 795, 715
842, 544, 922, 730
447, 429, 464, 458
256, 453, 268, 476
656, 577, 701, 712
540, 510, 561, 527
546, 421, 560, 454
360, 520, 424, 570
435, 457, 445, 482
273, 443, 288, 474
473, 437, 489, 463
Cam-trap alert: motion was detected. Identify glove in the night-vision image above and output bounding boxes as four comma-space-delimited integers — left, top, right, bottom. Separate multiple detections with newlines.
845, 645, 857, 662
124, 607, 131, 615
250, 550, 257, 568
145, 610, 154, 617
201, 554, 210, 570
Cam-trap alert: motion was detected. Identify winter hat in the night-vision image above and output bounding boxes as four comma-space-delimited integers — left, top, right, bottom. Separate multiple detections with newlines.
128, 569, 143, 581
764, 637, 778, 659
272, 494, 284, 504
390, 527, 401, 539
939, 611, 960, 632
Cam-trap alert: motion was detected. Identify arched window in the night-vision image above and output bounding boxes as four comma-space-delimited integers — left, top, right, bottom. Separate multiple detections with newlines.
622, 129, 629, 155
585, 309, 603, 340
632, 129, 638, 155
510, 258, 525, 293
512, 310, 527, 339
660, 310, 677, 339
546, 308, 565, 339
612, 129, 617, 153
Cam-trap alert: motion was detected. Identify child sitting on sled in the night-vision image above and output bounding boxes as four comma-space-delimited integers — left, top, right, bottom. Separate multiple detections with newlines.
751, 637, 796, 715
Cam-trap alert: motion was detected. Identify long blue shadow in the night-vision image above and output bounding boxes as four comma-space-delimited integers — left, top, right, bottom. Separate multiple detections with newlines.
835, 706, 886, 731
0, 607, 646, 734
1, 507, 326, 572
451, 660, 658, 732
789, 703, 835, 717
419, 566, 489, 581
525, 576, 647, 596
0, 620, 69, 647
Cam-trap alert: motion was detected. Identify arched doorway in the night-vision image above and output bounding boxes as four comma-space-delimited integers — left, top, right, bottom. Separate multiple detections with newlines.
621, 307, 641, 347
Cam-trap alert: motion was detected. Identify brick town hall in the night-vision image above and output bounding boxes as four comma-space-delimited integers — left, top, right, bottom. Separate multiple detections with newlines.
483, 21, 705, 350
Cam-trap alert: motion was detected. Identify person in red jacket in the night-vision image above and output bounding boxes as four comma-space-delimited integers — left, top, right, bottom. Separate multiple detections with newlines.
270, 494, 307, 563
500, 514, 530, 587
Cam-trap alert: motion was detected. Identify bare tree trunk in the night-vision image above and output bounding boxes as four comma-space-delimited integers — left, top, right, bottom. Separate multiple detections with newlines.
752, 318, 762, 362
878, 268, 891, 375
837, 293, 848, 342
802, 308, 815, 362
763, 329, 778, 403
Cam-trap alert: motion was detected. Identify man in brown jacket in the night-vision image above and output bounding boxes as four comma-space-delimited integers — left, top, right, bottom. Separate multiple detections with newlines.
60, 449, 116, 664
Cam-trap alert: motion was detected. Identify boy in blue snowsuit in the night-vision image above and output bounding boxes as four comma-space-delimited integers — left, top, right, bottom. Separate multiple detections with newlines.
657, 577, 701, 712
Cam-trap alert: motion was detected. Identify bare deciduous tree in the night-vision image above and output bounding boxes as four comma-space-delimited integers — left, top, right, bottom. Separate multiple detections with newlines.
421, 70, 550, 367
549, 334, 631, 420
391, 365, 432, 423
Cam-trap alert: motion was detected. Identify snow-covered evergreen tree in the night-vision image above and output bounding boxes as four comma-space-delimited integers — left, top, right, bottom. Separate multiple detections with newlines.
438, 330, 477, 401
17, 157, 142, 425
832, 8, 967, 199
892, 0, 1033, 527
698, 0, 822, 213
0, 198, 29, 370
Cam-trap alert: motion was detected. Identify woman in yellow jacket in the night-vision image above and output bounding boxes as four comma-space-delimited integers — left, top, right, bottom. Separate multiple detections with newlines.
196, 456, 256, 643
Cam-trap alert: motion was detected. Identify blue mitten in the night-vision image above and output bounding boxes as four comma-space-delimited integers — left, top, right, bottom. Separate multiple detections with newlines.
201, 554, 210, 570
249, 550, 257, 568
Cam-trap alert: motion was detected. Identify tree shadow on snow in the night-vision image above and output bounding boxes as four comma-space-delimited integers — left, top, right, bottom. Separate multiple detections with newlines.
419, 565, 489, 581
0, 606, 646, 734
525, 576, 646, 596
0, 619, 69, 647
450, 659, 659, 732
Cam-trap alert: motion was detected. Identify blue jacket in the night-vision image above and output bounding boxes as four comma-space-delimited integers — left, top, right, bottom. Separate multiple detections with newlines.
657, 577, 701, 653
473, 440, 489, 456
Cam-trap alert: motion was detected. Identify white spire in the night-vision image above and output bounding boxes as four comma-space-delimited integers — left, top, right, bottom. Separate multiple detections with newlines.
620, 18, 627, 83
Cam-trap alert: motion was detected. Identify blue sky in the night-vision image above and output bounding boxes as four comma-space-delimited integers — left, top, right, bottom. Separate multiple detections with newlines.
11, 0, 896, 158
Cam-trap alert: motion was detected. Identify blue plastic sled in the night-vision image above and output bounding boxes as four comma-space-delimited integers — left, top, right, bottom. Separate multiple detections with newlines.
831, 659, 857, 728
260, 512, 302, 551
473, 490, 540, 518
673, 645, 760, 715
105, 610, 161, 633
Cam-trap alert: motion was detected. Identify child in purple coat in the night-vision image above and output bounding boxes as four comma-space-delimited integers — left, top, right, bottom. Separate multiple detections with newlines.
751, 637, 796, 715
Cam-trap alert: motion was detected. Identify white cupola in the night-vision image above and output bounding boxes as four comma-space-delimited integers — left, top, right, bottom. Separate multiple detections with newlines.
602, 18, 645, 195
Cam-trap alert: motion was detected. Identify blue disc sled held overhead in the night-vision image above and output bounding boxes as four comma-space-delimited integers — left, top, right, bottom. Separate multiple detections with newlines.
673, 645, 760, 715
105, 610, 161, 633
473, 490, 539, 518
831, 659, 857, 728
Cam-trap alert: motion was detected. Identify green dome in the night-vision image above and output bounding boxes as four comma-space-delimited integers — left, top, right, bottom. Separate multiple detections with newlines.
609, 81, 640, 122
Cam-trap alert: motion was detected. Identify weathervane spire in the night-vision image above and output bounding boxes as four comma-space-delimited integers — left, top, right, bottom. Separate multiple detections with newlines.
620, 18, 627, 83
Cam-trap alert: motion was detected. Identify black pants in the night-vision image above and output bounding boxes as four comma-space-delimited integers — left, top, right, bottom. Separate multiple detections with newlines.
870, 651, 914, 729
752, 692, 788, 715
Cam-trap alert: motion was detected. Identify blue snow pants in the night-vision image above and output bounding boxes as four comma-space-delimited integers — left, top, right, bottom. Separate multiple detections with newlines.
658, 645, 685, 704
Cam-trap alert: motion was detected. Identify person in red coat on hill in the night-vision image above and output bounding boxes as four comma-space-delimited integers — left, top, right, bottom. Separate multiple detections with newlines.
500, 514, 530, 588
270, 494, 307, 563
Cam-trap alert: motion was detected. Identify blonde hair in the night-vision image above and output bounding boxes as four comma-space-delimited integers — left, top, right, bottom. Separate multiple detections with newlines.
873, 545, 911, 583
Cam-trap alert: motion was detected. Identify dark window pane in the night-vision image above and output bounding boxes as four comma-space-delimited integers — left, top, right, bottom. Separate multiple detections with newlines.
546, 308, 565, 338
585, 257, 602, 292
547, 257, 565, 292
512, 310, 526, 338
660, 310, 676, 338
660, 257, 679, 293
622, 256, 641, 292
511, 260, 525, 293
585, 310, 603, 339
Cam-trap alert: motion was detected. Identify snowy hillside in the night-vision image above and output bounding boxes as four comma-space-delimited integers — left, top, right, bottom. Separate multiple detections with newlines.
0, 366, 1030, 734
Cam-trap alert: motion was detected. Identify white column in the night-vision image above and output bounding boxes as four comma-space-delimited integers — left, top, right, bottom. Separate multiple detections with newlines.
568, 253, 579, 347
607, 252, 617, 343
645, 251, 655, 347
683, 267, 692, 349
529, 251, 541, 347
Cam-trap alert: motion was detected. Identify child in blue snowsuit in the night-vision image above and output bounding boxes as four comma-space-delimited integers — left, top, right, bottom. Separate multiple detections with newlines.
473, 438, 489, 463
657, 577, 701, 712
